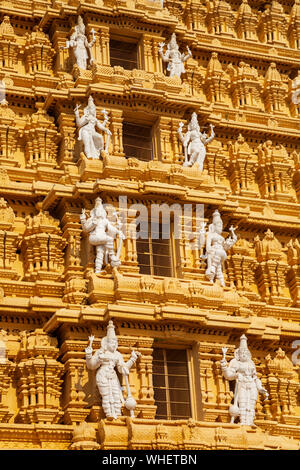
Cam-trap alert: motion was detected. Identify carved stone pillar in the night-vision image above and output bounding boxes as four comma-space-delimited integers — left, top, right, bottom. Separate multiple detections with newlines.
63, 357, 90, 425
110, 109, 124, 156
50, 21, 71, 74
135, 338, 156, 419
157, 116, 172, 163
142, 35, 153, 72
171, 118, 183, 164
57, 107, 77, 169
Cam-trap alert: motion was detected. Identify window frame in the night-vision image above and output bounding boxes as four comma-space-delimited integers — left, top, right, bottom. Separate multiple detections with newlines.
152, 345, 195, 421
109, 33, 142, 70
136, 219, 176, 278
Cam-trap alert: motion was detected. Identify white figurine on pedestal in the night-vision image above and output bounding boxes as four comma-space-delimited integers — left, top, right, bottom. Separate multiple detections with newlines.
159, 33, 192, 78
62, 16, 96, 70
220, 335, 268, 426
177, 113, 215, 169
201, 210, 237, 286
291, 71, 300, 105
75, 96, 112, 159
85, 320, 141, 419
80, 197, 124, 273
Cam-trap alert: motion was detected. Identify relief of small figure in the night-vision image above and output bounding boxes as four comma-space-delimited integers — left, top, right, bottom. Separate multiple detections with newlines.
177, 113, 215, 169
85, 320, 141, 419
62, 16, 96, 70
74, 96, 112, 160
159, 33, 192, 78
220, 335, 268, 426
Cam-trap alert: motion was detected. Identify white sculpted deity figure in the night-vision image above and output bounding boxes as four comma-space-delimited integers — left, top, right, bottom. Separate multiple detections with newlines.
159, 33, 192, 78
80, 197, 125, 273
177, 113, 215, 169
85, 320, 141, 419
75, 96, 112, 159
291, 71, 300, 105
220, 335, 268, 426
200, 210, 237, 286
62, 16, 95, 70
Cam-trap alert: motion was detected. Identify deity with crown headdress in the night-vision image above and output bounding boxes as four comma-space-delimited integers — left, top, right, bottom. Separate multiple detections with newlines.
159, 33, 192, 78
220, 335, 268, 425
62, 16, 96, 70
85, 320, 141, 419
177, 113, 215, 169
74, 96, 112, 159
80, 197, 125, 273
200, 210, 237, 286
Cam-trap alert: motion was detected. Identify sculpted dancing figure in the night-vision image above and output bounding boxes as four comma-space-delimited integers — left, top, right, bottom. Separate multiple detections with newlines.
178, 113, 215, 169
203, 210, 237, 286
63, 16, 95, 70
80, 197, 124, 273
75, 96, 112, 159
220, 335, 268, 426
159, 33, 192, 78
85, 320, 141, 419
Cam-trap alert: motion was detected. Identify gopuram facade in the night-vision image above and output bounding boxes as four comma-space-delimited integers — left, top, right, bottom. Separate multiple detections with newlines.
0, 0, 299, 450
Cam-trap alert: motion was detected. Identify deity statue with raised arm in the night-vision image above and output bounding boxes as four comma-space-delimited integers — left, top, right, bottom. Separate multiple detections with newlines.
62, 16, 96, 70
159, 33, 192, 78
75, 96, 112, 160
177, 113, 215, 170
85, 320, 141, 419
291, 71, 300, 105
202, 210, 237, 286
80, 197, 125, 273
220, 335, 268, 426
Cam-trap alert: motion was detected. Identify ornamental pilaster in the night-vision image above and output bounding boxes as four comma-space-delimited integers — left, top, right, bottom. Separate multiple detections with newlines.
0, 16, 19, 71
21, 206, 66, 282
235, 0, 258, 40
263, 63, 287, 113
184, 0, 207, 32
258, 0, 288, 46
254, 229, 290, 306
0, 99, 20, 167
24, 28, 55, 75
204, 53, 229, 104
110, 109, 124, 157
288, 0, 300, 48
15, 330, 63, 424
0, 198, 20, 280
23, 103, 60, 168
57, 107, 77, 169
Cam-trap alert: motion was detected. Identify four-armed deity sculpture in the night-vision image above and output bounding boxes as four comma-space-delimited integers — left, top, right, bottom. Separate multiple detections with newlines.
75, 96, 112, 159
200, 210, 237, 286
159, 33, 192, 78
62, 16, 96, 70
80, 197, 124, 273
85, 320, 141, 419
177, 113, 215, 169
221, 335, 269, 426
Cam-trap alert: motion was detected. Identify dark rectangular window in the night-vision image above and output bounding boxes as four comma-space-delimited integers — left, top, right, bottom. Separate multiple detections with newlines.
153, 348, 192, 420
123, 122, 153, 162
110, 39, 138, 70
136, 222, 173, 277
